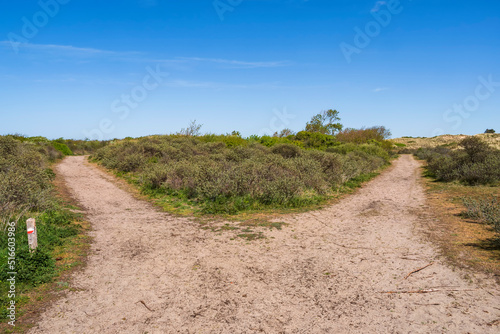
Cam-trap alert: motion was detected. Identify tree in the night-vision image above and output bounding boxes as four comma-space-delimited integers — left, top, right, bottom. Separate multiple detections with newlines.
178, 120, 202, 137
305, 109, 342, 135
460, 137, 491, 163
273, 128, 295, 138
336, 126, 391, 143
485, 129, 496, 134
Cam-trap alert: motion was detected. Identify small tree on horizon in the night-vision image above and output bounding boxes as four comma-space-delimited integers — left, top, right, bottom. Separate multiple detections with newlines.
178, 120, 203, 137
273, 128, 295, 138
485, 129, 496, 134
305, 109, 343, 135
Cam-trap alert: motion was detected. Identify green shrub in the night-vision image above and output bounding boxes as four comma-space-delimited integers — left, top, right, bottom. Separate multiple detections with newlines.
304, 150, 343, 185
294, 131, 338, 149
460, 137, 491, 162
462, 196, 500, 240
64, 139, 109, 155
417, 138, 500, 185
0, 135, 84, 322
0, 137, 55, 220
92, 133, 391, 214
51, 142, 73, 156
271, 143, 302, 158
336, 126, 391, 143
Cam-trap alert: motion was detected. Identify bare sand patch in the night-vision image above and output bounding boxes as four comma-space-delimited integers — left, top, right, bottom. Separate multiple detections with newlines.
29, 155, 499, 333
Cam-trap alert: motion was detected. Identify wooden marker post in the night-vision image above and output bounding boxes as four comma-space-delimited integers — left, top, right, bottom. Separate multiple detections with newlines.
26, 218, 38, 252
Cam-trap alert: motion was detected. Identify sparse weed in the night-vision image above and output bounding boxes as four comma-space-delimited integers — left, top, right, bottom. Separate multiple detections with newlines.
462, 196, 500, 239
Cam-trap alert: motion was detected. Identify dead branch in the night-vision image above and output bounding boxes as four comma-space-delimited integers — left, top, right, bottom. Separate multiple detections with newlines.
405, 262, 434, 279
414, 303, 440, 306
331, 242, 372, 250
137, 300, 154, 312
381, 288, 476, 294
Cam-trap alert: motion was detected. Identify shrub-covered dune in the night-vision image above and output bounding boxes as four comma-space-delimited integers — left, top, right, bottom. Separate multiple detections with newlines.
391, 133, 500, 150
91, 133, 393, 214
0, 136, 85, 323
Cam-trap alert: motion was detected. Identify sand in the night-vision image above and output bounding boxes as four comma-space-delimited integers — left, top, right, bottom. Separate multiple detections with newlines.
29, 155, 500, 333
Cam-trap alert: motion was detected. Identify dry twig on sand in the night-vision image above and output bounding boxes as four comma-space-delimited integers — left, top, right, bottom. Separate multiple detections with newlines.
404, 262, 434, 279
137, 300, 154, 312
381, 288, 476, 294
331, 242, 372, 250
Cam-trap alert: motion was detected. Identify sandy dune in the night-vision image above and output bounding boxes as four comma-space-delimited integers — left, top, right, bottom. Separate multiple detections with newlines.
29, 155, 499, 333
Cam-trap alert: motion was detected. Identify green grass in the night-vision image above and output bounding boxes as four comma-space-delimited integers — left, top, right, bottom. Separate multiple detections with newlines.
0, 209, 83, 324
236, 232, 265, 241
0, 136, 88, 328
342, 172, 380, 189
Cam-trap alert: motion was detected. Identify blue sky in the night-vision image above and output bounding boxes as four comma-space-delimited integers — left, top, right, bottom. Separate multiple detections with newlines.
1, 0, 499, 139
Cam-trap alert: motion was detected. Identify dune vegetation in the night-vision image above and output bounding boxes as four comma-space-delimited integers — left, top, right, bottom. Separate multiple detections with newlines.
91, 128, 394, 215
0, 135, 105, 323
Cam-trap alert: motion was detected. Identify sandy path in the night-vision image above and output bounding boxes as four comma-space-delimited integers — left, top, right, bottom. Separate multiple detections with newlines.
29, 155, 499, 333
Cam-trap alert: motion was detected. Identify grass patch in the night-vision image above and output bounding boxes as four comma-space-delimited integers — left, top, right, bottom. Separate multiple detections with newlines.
419, 172, 500, 279
410, 136, 500, 277
461, 196, 500, 242
236, 232, 265, 241
0, 209, 89, 331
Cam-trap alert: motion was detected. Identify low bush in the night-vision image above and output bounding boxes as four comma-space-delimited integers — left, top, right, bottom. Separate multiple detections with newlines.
294, 131, 338, 150
64, 139, 109, 155
336, 126, 391, 144
0, 137, 55, 219
415, 138, 500, 185
462, 196, 500, 241
271, 143, 302, 158
92, 134, 391, 214
51, 141, 73, 156
0, 136, 82, 322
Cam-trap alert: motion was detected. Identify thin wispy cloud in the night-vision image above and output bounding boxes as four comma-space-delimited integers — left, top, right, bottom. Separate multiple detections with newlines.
373, 87, 389, 93
0, 41, 142, 58
164, 80, 239, 89
164, 79, 295, 90
179, 57, 292, 69
0, 41, 290, 69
